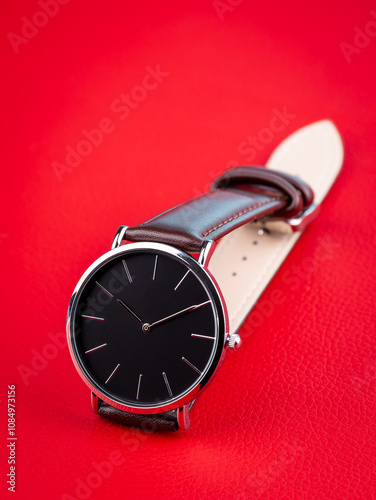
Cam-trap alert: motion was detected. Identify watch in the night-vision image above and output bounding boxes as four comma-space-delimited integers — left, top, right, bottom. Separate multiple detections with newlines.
67, 120, 343, 431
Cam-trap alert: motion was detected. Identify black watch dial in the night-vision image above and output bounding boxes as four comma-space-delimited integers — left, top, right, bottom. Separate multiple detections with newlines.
70, 246, 222, 407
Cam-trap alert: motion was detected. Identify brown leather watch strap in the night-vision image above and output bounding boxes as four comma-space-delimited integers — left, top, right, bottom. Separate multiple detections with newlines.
98, 402, 178, 431
126, 166, 314, 253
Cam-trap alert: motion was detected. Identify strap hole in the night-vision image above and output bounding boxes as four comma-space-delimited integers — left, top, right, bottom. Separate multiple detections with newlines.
232, 272, 237, 277
242, 256, 248, 260
252, 240, 258, 245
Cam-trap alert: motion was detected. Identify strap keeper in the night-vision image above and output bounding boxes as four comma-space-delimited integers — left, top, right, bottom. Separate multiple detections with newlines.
285, 202, 320, 232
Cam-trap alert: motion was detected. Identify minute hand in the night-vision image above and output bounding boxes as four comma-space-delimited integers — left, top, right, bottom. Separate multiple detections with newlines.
150, 300, 211, 328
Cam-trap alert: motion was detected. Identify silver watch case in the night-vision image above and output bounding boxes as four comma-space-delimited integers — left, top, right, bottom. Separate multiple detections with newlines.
66, 239, 229, 416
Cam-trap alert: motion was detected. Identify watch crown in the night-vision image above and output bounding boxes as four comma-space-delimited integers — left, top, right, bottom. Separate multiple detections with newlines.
226, 333, 242, 350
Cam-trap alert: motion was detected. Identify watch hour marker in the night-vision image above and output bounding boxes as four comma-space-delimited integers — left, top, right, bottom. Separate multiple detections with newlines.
191, 333, 215, 340
95, 281, 114, 298
153, 255, 158, 281
85, 343, 107, 354
182, 357, 201, 375
122, 259, 133, 283
105, 363, 121, 384
174, 270, 191, 291
162, 371, 173, 398
82, 315, 104, 321
136, 374, 142, 400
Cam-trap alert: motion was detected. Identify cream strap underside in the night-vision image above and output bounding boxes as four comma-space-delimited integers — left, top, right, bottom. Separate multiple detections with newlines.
208, 120, 344, 335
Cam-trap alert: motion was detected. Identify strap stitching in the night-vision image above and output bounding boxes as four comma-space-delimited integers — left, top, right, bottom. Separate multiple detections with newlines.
202, 197, 280, 237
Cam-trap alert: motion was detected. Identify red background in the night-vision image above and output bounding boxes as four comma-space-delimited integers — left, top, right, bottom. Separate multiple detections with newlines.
1, 0, 376, 499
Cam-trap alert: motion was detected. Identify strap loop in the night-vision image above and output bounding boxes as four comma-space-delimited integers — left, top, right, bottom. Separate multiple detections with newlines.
211, 166, 314, 219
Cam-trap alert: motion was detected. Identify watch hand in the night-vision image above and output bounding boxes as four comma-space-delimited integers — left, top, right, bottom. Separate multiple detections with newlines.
117, 299, 143, 324
149, 300, 211, 328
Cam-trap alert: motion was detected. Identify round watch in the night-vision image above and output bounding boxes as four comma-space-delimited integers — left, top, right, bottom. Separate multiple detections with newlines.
67, 120, 343, 431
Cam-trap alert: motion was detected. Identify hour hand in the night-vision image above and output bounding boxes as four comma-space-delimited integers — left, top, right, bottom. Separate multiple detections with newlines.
117, 299, 143, 324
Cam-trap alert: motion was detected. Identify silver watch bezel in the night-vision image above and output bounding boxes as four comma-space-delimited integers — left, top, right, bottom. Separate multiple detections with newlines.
66, 241, 228, 415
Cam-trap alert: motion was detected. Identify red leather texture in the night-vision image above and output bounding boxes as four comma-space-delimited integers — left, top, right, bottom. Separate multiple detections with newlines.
1, 1, 376, 499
